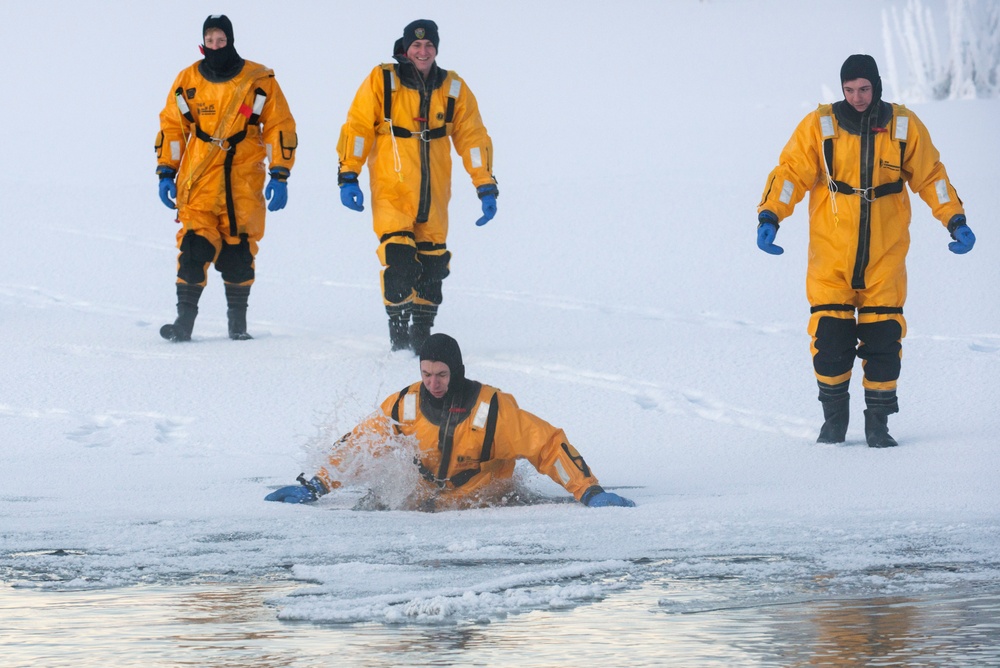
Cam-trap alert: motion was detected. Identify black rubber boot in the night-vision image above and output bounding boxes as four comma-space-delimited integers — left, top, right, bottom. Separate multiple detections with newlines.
816, 381, 850, 443
864, 389, 899, 448
160, 283, 203, 342
409, 303, 438, 355
386, 302, 411, 352
225, 283, 253, 340
864, 410, 898, 448
817, 396, 850, 444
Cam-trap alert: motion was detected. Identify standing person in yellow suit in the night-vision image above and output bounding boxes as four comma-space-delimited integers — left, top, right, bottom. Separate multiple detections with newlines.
156, 15, 297, 342
756, 54, 976, 448
265, 334, 635, 510
337, 20, 498, 353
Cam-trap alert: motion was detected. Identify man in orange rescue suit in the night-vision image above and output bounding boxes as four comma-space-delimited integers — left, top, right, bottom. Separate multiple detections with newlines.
265, 334, 634, 510
337, 20, 498, 353
156, 15, 297, 342
756, 54, 976, 448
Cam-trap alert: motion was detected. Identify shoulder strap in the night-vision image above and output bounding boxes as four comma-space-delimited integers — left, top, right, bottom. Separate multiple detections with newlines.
479, 391, 500, 462
382, 65, 395, 122
390, 384, 412, 422
891, 103, 908, 169
817, 104, 837, 180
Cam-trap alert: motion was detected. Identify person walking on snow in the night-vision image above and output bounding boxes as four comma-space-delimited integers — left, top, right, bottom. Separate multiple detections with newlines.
156, 15, 297, 342
756, 54, 976, 448
265, 334, 634, 511
336, 20, 498, 353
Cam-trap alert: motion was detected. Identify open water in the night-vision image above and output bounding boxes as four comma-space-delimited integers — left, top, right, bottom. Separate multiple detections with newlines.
3, 578, 998, 667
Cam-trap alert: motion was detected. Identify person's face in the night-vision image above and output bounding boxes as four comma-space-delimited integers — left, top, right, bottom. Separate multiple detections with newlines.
204, 28, 228, 50
843, 78, 873, 113
406, 39, 437, 76
420, 360, 451, 399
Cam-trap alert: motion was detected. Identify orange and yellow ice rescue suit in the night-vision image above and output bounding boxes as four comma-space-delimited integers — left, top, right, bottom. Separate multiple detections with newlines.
758, 100, 964, 414
311, 381, 603, 511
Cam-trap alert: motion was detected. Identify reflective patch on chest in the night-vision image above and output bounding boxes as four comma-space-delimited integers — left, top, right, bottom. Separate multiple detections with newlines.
820, 115, 835, 138
779, 179, 794, 204
472, 401, 490, 429
895, 116, 909, 141
449, 79, 462, 98
403, 393, 417, 421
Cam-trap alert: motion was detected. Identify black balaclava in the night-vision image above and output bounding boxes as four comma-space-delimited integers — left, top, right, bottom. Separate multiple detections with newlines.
419, 333, 466, 399
202, 14, 243, 79
839, 54, 882, 122
401, 19, 440, 53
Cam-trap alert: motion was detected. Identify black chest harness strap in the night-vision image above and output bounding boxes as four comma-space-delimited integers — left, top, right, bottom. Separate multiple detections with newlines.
391, 386, 499, 489
821, 110, 907, 203
382, 67, 457, 142
175, 86, 267, 236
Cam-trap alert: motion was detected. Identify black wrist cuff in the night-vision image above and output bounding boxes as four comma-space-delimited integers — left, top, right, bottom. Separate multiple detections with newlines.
947, 214, 967, 236
477, 184, 499, 200
338, 172, 359, 186
580, 485, 605, 506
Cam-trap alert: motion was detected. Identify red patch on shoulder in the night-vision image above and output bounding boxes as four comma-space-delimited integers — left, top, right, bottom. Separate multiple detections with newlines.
238, 103, 253, 118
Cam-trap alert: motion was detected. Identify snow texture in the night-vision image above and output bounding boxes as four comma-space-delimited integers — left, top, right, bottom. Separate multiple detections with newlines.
1, 0, 998, 626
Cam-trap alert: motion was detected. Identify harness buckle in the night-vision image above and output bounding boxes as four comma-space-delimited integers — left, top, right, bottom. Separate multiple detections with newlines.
211, 136, 232, 151
855, 186, 876, 202
417, 129, 432, 142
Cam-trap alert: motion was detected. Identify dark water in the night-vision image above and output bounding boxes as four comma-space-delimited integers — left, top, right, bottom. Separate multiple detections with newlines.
2, 580, 998, 667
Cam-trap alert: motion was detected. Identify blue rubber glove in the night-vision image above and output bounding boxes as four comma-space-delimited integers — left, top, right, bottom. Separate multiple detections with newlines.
265, 171, 288, 212
265, 485, 315, 503
581, 487, 636, 508
948, 219, 975, 254
339, 172, 365, 212
264, 475, 327, 503
158, 175, 177, 210
476, 184, 498, 226
756, 211, 783, 255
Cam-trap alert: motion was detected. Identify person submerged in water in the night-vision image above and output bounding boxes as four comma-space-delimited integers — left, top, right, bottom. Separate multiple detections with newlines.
265, 334, 635, 511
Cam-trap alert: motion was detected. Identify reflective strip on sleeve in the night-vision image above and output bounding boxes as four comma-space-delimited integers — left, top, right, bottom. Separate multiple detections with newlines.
935, 179, 951, 204
402, 393, 417, 421
472, 401, 490, 429
353, 136, 365, 158
449, 78, 462, 98
820, 115, 835, 138
266, 143, 272, 162
170, 141, 181, 160
553, 459, 571, 485
895, 116, 909, 141
779, 179, 794, 204
470, 147, 482, 169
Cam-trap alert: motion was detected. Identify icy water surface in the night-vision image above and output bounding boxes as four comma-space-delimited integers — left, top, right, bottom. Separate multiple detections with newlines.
3, 580, 999, 667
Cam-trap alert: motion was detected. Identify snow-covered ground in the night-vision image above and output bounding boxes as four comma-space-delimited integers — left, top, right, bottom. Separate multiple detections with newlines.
2, 0, 999, 630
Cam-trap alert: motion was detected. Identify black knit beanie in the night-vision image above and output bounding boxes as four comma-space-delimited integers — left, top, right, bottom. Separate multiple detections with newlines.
402, 19, 440, 53
840, 54, 882, 103
203, 14, 235, 45
419, 333, 465, 383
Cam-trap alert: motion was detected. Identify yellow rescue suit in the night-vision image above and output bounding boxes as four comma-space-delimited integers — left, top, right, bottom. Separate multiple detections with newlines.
314, 381, 602, 510
758, 101, 964, 392
337, 62, 495, 306
156, 60, 296, 285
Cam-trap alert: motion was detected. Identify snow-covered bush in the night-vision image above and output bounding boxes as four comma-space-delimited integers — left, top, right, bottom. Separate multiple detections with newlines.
883, 0, 1000, 101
